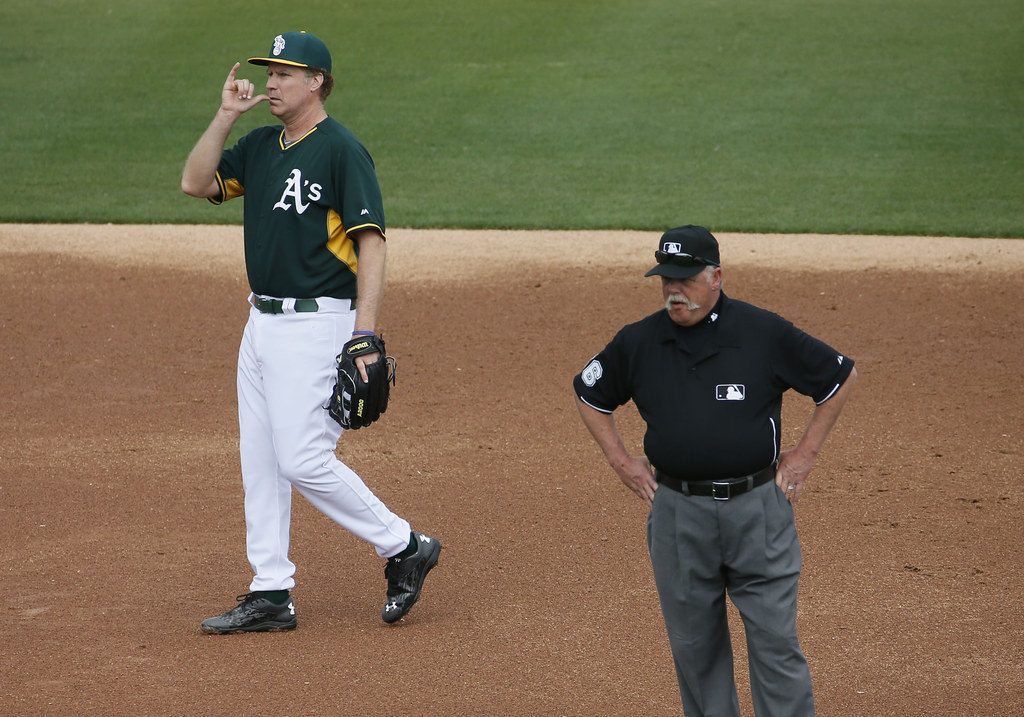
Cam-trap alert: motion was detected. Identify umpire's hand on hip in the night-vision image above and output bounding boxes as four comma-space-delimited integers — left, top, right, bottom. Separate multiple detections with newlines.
775, 448, 813, 504
615, 456, 658, 507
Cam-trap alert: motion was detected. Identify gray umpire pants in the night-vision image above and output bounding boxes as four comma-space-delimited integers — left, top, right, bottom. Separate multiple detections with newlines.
647, 480, 815, 717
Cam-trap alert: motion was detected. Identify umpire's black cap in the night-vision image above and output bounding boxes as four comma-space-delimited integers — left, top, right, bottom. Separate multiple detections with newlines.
644, 225, 721, 279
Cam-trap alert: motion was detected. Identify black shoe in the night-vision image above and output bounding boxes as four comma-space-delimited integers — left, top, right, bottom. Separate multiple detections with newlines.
382, 533, 441, 623
200, 593, 297, 634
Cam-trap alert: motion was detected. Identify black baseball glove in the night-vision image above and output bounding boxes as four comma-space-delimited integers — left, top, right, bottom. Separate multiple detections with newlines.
327, 334, 397, 430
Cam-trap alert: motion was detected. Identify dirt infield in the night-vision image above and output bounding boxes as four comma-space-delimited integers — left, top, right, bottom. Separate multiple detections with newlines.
2, 224, 1022, 716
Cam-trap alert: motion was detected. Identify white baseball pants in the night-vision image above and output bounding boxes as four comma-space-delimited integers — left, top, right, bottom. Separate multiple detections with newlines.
236, 296, 411, 593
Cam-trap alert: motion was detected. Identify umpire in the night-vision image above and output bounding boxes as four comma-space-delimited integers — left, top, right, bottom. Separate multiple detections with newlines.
573, 225, 857, 716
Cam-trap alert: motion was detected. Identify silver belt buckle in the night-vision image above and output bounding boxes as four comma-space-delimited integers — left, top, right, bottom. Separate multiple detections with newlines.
711, 481, 732, 501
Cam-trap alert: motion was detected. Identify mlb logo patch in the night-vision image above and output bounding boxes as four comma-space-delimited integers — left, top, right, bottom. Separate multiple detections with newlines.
716, 384, 745, 401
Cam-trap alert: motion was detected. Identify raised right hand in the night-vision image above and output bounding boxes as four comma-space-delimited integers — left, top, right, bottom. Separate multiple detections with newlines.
220, 62, 268, 115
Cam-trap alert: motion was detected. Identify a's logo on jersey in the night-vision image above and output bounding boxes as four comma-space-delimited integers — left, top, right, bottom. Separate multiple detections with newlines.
581, 359, 603, 387
272, 35, 286, 56
716, 384, 745, 401
274, 168, 322, 215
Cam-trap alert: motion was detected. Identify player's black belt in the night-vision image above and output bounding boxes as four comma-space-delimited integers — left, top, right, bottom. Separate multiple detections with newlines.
655, 464, 775, 501
251, 296, 357, 313
251, 296, 319, 314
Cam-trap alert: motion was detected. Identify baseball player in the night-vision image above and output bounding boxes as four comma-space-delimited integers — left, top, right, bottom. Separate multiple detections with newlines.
573, 226, 857, 715
181, 31, 440, 632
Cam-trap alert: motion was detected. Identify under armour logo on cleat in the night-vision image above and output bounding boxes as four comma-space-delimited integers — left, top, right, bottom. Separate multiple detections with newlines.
385, 601, 399, 612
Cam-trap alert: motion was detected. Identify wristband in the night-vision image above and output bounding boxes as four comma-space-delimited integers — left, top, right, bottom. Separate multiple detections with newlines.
352, 330, 376, 336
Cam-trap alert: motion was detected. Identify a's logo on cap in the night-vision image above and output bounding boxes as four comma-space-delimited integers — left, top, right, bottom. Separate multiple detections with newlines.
663, 242, 682, 254
272, 35, 286, 56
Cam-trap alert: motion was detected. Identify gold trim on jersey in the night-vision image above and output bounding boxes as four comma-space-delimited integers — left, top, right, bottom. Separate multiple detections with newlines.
325, 216, 387, 272
208, 172, 244, 205
326, 210, 358, 272
278, 126, 319, 150
345, 222, 387, 240
222, 177, 244, 201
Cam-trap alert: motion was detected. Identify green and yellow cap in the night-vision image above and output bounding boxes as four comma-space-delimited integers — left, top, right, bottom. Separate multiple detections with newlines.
248, 32, 332, 73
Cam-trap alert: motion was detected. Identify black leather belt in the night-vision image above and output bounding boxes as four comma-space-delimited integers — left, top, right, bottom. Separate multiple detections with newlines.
655, 464, 775, 501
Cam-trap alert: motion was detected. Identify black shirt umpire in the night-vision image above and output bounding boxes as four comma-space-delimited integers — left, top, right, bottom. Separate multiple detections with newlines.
573, 225, 857, 716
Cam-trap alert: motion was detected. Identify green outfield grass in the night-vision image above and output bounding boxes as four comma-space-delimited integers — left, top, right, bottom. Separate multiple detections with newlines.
2, 0, 1022, 236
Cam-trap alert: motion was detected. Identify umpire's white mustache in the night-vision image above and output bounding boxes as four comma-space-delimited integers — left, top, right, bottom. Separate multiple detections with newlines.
666, 294, 701, 312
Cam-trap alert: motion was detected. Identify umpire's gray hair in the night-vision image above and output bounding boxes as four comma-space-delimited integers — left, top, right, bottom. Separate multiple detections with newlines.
701, 264, 721, 286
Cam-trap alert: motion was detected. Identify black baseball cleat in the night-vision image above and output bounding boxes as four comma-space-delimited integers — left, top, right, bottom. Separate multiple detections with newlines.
200, 593, 297, 634
382, 533, 441, 623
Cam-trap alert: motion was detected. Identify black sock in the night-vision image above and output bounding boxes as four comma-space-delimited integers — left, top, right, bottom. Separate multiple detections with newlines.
394, 532, 418, 559
256, 590, 290, 605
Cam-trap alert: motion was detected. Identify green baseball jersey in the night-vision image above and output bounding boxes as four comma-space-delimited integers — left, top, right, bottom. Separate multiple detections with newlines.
211, 117, 386, 300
